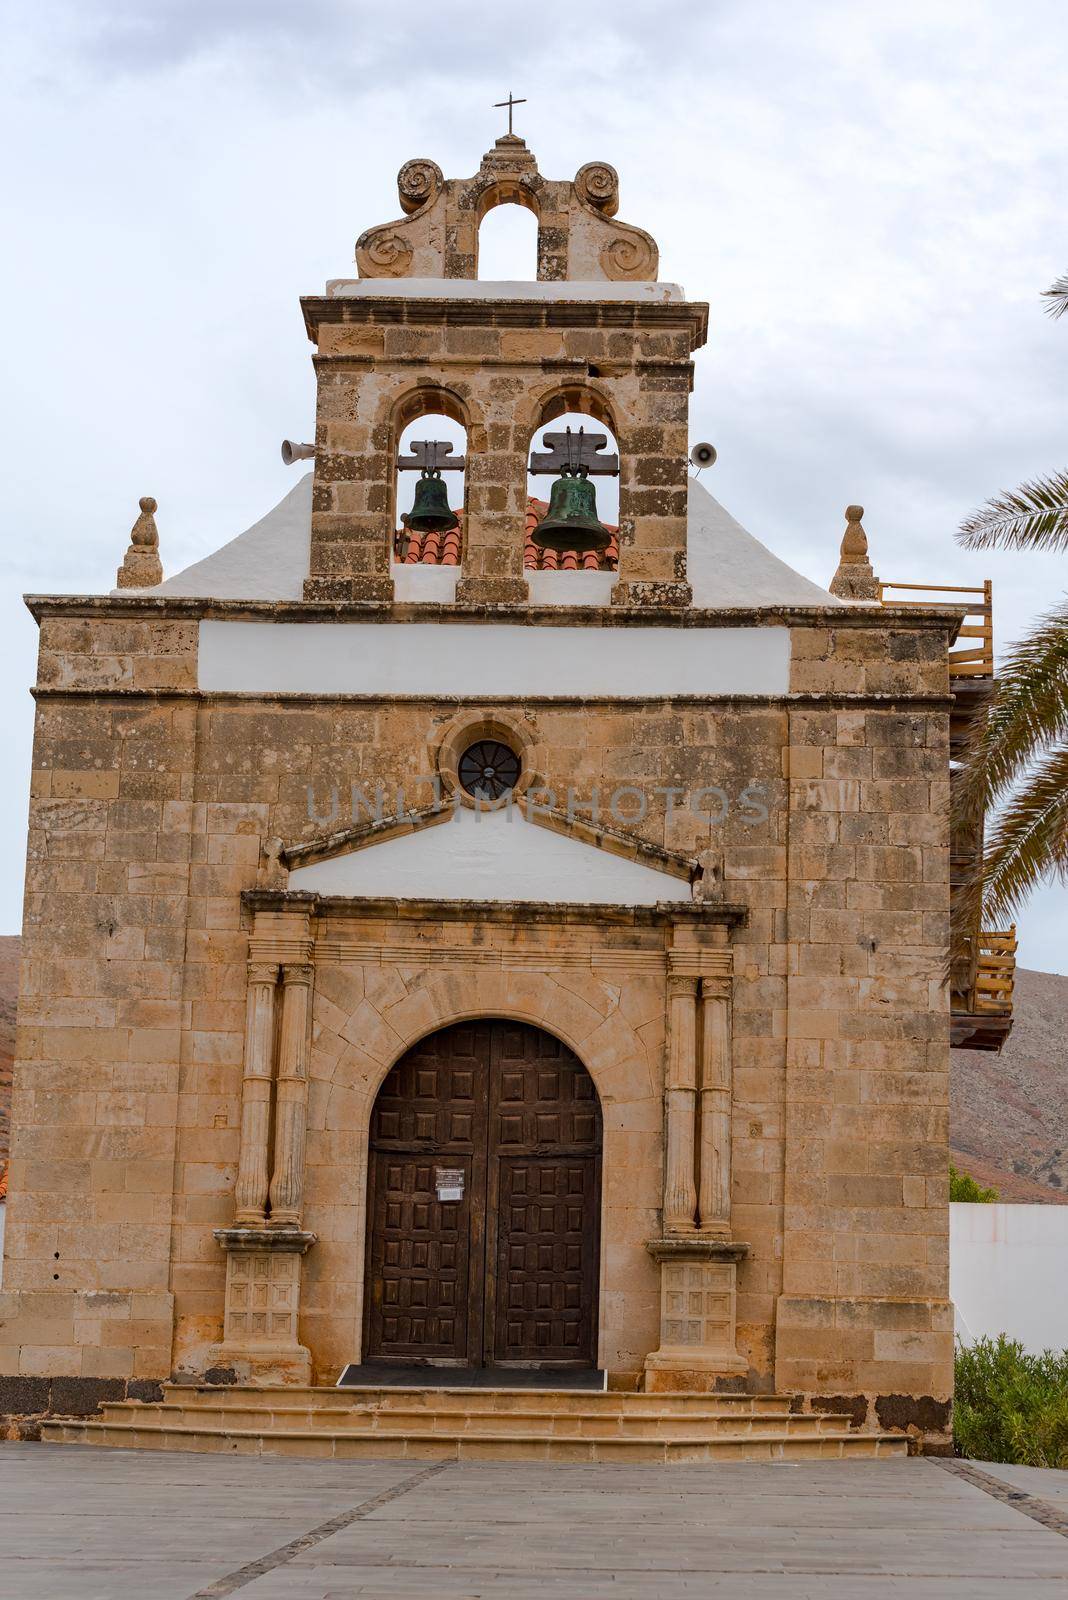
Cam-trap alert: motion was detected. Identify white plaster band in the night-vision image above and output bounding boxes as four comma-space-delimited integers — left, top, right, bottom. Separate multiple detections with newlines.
197, 621, 790, 697
325, 278, 686, 303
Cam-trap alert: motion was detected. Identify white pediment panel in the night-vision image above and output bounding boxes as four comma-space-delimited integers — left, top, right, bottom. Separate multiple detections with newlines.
287, 806, 690, 906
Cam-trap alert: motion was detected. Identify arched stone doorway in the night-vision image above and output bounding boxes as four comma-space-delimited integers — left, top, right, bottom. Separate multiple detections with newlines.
364, 1018, 602, 1371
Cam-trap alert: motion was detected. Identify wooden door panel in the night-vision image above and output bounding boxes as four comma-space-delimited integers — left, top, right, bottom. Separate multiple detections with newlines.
486, 1024, 601, 1367
366, 1019, 601, 1371
365, 1023, 489, 1366
492, 1157, 599, 1363
492, 1028, 602, 1154
367, 1153, 473, 1361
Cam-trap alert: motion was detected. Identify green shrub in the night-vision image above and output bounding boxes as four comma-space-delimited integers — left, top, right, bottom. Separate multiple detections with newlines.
955, 1335, 1068, 1466
949, 1162, 999, 1202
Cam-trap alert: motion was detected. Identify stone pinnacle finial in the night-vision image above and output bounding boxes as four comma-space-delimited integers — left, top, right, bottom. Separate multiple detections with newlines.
116, 496, 163, 589
829, 504, 879, 601
258, 837, 289, 890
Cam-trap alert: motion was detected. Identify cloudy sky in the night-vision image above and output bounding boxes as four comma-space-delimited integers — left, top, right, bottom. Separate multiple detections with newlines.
1, 0, 1065, 970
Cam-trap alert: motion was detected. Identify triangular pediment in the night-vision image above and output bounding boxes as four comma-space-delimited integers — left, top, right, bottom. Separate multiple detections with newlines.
286, 804, 693, 906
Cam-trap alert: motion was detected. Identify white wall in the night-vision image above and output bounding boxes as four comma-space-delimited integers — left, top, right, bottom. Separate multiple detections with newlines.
951, 1202, 1068, 1353
198, 621, 790, 697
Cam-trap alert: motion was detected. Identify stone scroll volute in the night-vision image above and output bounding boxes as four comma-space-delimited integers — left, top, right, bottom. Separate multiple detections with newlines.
569, 161, 659, 281
354, 141, 659, 283
355, 158, 447, 279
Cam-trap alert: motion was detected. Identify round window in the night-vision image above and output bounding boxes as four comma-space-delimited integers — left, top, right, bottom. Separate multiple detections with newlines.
457, 739, 521, 802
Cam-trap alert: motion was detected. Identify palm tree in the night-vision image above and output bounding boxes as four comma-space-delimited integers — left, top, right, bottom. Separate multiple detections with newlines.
952, 272, 1068, 930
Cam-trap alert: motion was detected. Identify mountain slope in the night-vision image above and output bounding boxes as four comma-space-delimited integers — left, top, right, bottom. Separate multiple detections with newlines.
951, 966, 1068, 1203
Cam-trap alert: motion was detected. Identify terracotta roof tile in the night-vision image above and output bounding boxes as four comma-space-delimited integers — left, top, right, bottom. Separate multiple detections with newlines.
395, 498, 618, 572
396, 523, 462, 566
523, 500, 618, 571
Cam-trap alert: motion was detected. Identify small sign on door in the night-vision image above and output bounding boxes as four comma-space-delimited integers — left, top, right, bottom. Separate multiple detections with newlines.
435, 1167, 464, 1202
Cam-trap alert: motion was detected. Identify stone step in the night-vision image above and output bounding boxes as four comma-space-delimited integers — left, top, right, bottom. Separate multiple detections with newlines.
98, 1400, 841, 1439
40, 1418, 907, 1463
160, 1383, 799, 1416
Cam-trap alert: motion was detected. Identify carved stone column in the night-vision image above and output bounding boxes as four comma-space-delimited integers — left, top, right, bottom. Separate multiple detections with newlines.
268, 962, 314, 1228
233, 962, 279, 1225
698, 975, 732, 1235
663, 974, 699, 1234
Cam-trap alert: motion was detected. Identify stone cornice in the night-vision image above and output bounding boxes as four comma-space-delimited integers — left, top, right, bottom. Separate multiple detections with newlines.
241, 889, 748, 929
213, 1227, 317, 1255
645, 1237, 750, 1264
300, 293, 709, 347
32, 686, 958, 713
24, 592, 966, 641
311, 353, 696, 377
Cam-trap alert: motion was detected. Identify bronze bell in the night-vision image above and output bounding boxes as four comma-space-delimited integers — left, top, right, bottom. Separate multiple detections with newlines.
532, 468, 611, 554
404, 469, 459, 535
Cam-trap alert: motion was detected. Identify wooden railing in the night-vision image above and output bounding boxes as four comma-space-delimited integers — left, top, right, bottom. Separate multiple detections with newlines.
973, 926, 1017, 1017
878, 579, 993, 678
879, 579, 1014, 1046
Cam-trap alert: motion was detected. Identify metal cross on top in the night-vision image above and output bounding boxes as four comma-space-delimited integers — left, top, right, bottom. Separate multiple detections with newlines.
493, 92, 527, 136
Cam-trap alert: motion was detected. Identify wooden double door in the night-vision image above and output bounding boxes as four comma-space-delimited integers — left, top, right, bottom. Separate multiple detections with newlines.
365, 1019, 602, 1370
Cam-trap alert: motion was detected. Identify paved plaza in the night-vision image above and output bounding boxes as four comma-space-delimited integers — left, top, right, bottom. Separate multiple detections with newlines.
1, 1443, 1066, 1599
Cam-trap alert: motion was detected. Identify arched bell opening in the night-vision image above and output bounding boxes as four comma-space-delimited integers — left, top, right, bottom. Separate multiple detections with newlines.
363, 1017, 603, 1372
474, 184, 540, 280
526, 393, 621, 572
392, 391, 469, 567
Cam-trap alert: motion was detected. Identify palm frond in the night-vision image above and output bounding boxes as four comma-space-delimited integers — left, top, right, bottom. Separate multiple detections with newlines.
952, 599, 1068, 831
957, 469, 1068, 552
1042, 272, 1068, 320
979, 744, 1068, 923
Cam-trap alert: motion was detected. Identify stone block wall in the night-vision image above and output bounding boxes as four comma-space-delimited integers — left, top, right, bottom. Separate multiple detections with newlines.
776, 620, 953, 1436
303, 298, 706, 606
0, 613, 199, 1398
1, 598, 956, 1439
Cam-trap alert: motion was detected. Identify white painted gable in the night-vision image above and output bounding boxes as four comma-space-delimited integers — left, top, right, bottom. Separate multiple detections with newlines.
122, 473, 840, 610
118, 474, 313, 601
287, 806, 691, 906
686, 479, 841, 608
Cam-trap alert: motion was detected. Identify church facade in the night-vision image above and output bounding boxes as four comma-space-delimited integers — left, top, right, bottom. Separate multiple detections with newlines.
1, 138, 958, 1448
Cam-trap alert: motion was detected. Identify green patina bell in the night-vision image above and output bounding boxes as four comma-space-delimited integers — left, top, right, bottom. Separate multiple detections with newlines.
404, 469, 459, 534
533, 468, 611, 554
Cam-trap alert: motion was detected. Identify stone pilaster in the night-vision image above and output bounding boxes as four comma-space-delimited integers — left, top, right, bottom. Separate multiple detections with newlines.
268, 962, 314, 1228
233, 962, 279, 1225
698, 975, 732, 1235
212, 907, 317, 1385
645, 933, 747, 1389
662, 974, 698, 1234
